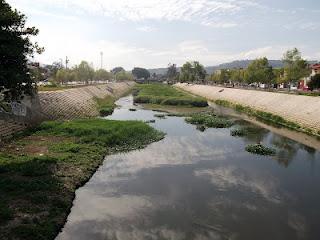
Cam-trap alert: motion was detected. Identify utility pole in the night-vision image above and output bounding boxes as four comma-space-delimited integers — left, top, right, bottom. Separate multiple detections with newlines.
100, 51, 103, 69
65, 56, 69, 69
59, 58, 63, 68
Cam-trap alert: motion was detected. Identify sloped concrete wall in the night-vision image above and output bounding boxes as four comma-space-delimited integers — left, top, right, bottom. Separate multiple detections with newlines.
176, 83, 320, 132
0, 81, 134, 140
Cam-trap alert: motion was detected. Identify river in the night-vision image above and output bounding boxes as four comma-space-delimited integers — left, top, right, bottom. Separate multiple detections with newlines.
56, 95, 320, 240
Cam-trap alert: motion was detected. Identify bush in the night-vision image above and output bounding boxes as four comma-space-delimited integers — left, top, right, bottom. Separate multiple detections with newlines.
185, 113, 233, 128
245, 144, 276, 155
99, 107, 114, 116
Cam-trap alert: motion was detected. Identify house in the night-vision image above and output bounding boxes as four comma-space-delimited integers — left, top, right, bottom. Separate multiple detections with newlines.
299, 63, 320, 90
311, 63, 320, 76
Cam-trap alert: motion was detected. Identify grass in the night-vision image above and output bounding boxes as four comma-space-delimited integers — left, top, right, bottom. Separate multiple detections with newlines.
0, 119, 164, 240
94, 96, 116, 116
133, 84, 208, 107
214, 99, 320, 137
245, 144, 276, 156
185, 112, 233, 128
38, 85, 75, 92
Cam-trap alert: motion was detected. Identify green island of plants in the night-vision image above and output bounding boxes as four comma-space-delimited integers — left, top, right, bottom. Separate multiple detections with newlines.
0, 119, 164, 240
133, 84, 208, 107
185, 112, 233, 128
95, 96, 116, 116
245, 144, 276, 155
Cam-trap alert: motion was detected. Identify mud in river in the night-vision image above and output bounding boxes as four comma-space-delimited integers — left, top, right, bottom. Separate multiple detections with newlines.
56, 95, 320, 240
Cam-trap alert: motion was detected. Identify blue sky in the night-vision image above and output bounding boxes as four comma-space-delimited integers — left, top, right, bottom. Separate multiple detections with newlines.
7, 0, 320, 70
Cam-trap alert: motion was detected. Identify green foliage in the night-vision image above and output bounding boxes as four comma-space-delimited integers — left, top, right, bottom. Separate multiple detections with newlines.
230, 128, 246, 137
154, 114, 166, 118
185, 113, 233, 128
111, 67, 125, 75
132, 67, 150, 80
167, 63, 178, 81
282, 48, 310, 83
244, 57, 275, 84
94, 96, 116, 117
209, 69, 231, 83
179, 61, 206, 82
115, 70, 134, 81
213, 99, 320, 136
74, 61, 94, 84
0, 0, 43, 100
245, 144, 276, 155
94, 69, 112, 81
307, 74, 320, 90
0, 118, 164, 239
133, 84, 208, 107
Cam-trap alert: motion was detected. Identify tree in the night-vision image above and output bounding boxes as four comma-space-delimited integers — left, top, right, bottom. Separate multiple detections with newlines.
111, 67, 125, 75
230, 69, 245, 84
167, 63, 178, 82
308, 74, 320, 90
132, 67, 150, 80
244, 57, 274, 85
209, 69, 230, 83
74, 61, 94, 84
282, 48, 310, 84
0, 0, 43, 100
115, 70, 133, 81
179, 61, 206, 83
94, 69, 111, 81
55, 69, 76, 84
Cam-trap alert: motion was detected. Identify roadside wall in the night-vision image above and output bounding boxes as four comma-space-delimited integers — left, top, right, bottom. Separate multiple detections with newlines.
176, 83, 320, 132
0, 81, 134, 140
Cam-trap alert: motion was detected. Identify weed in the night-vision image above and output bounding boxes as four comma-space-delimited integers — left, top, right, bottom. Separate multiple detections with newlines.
245, 144, 276, 155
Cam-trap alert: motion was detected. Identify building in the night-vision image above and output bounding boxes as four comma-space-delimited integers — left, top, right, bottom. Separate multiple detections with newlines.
311, 63, 320, 76
299, 63, 320, 90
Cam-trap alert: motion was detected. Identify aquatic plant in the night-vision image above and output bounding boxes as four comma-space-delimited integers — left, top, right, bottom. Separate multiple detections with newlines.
245, 144, 276, 155
154, 114, 166, 119
185, 113, 233, 128
133, 84, 208, 107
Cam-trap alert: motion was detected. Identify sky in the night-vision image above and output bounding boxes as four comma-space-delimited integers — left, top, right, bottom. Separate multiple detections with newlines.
6, 0, 320, 70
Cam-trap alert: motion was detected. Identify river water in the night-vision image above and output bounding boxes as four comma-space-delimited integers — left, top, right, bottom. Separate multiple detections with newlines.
56, 95, 320, 240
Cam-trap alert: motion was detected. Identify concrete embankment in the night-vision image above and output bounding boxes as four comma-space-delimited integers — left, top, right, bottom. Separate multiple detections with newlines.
0, 81, 134, 140
176, 83, 320, 133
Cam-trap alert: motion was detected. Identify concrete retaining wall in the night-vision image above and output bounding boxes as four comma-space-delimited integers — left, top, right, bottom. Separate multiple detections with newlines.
176, 83, 320, 132
0, 81, 134, 140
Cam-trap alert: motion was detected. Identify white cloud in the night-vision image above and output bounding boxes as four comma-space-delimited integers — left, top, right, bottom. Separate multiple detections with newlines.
136, 26, 157, 32
9, 0, 258, 28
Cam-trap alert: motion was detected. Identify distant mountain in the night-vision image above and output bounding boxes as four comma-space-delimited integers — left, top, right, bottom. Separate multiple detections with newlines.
148, 59, 318, 75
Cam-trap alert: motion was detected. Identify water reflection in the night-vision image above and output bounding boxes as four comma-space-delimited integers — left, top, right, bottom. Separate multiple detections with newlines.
57, 95, 320, 240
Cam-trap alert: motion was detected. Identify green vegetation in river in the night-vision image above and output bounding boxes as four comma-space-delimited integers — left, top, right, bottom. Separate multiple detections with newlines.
0, 119, 164, 240
95, 96, 116, 116
185, 112, 233, 128
245, 144, 276, 155
133, 84, 208, 107
214, 99, 320, 137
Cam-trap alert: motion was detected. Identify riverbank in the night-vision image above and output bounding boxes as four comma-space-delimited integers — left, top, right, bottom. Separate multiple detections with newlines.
176, 83, 320, 136
0, 118, 164, 240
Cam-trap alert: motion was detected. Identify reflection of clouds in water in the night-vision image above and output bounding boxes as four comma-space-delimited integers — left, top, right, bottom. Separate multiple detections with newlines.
92, 135, 233, 184
69, 193, 152, 223
194, 166, 282, 203
288, 211, 307, 239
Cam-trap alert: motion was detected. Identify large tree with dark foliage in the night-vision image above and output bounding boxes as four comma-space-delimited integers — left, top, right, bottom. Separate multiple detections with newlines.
308, 74, 320, 90
132, 67, 150, 80
0, 0, 43, 101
